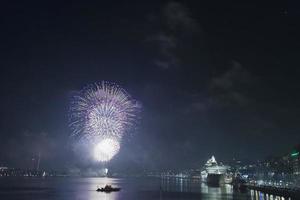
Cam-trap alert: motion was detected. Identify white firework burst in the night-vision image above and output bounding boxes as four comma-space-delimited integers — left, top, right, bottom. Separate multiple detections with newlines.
69, 81, 140, 162
94, 138, 120, 162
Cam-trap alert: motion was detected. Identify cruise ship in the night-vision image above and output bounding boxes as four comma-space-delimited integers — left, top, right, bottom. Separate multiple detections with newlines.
201, 156, 230, 185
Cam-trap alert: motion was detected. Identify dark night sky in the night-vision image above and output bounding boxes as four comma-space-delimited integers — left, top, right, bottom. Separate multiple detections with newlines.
0, 1, 299, 171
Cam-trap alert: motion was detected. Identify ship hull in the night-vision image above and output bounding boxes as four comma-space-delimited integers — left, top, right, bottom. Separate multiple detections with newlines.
206, 174, 222, 186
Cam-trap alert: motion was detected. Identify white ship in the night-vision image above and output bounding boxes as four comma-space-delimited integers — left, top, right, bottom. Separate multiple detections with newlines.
201, 156, 230, 185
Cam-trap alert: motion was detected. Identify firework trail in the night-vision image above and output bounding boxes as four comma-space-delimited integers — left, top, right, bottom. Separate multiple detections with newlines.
69, 81, 140, 161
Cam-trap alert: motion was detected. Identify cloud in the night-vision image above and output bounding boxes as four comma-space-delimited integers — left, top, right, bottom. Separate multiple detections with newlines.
148, 2, 201, 70
182, 60, 256, 114
151, 33, 178, 70
209, 60, 255, 107
211, 61, 251, 89
180, 92, 209, 114
163, 2, 199, 32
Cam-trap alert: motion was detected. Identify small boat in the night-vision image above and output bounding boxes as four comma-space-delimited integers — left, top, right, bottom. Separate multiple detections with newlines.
96, 185, 121, 192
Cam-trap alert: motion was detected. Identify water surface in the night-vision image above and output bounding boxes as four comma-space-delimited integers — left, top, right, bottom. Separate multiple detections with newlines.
0, 177, 258, 199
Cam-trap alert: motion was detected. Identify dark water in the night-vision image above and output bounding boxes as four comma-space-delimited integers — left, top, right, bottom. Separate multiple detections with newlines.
0, 177, 282, 200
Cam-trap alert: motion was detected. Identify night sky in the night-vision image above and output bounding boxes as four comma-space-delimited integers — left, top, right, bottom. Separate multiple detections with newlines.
0, 1, 298, 171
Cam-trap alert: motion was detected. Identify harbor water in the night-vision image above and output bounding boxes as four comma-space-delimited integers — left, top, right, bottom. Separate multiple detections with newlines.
0, 177, 290, 200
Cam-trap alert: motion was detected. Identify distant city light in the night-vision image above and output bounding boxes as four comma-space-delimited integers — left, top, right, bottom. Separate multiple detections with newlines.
291, 151, 299, 157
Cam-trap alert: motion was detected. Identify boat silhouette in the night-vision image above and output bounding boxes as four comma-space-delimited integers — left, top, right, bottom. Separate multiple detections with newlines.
96, 185, 121, 192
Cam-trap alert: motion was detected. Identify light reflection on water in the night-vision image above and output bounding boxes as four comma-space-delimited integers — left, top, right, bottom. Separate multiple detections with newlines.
160, 177, 240, 199
250, 189, 291, 200
0, 177, 291, 200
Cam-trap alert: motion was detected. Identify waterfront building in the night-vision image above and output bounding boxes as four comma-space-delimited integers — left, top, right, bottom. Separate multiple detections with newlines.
291, 145, 300, 175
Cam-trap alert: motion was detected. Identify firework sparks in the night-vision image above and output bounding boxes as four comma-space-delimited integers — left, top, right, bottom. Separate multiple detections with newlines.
69, 81, 140, 162
94, 138, 120, 162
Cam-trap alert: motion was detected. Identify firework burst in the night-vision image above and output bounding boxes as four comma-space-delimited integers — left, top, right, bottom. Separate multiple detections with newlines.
94, 138, 120, 162
69, 81, 140, 161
